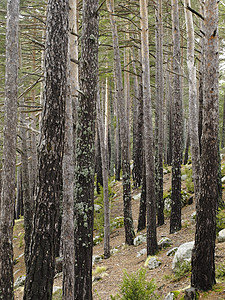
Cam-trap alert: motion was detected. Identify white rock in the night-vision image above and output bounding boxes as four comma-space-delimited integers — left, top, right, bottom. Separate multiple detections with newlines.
136, 248, 147, 257
133, 193, 141, 201
94, 204, 101, 211
221, 176, 225, 183
144, 256, 161, 270
181, 174, 187, 181
14, 275, 26, 289
110, 248, 119, 255
166, 247, 178, 256
53, 286, 62, 294
92, 255, 102, 265
134, 234, 146, 246
158, 237, 173, 249
172, 241, 194, 271
164, 292, 174, 300
218, 229, 225, 243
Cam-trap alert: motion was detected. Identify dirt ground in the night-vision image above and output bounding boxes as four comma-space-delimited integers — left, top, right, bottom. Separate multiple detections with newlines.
13, 167, 225, 299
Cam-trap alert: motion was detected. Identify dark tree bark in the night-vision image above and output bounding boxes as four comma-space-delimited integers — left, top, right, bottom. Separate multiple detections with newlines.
191, 0, 219, 291
0, 0, 19, 298
23, 1, 69, 299
132, 49, 143, 188
140, 0, 158, 255
170, 0, 183, 234
74, 0, 99, 298
155, 0, 164, 226
183, 128, 190, 165
137, 159, 146, 232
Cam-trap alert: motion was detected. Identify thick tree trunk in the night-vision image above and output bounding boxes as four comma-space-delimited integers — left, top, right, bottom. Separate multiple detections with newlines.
23, 1, 69, 299
191, 0, 219, 291
140, 0, 158, 255
170, 0, 183, 234
74, 0, 99, 298
61, 2, 78, 296
107, 0, 135, 245
0, 0, 19, 298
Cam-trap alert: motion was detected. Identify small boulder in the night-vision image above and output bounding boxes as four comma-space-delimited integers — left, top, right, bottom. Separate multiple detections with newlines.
55, 257, 63, 274
144, 256, 161, 270
133, 193, 141, 201
94, 204, 101, 212
158, 237, 173, 250
14, 275, 26, 289
190, 212, 196, 224
166, 247, 178, 256
164, 292, 174, 300
53, 286, 62, 294
136, 248, 147, 257
92, 255, 102, 265
184, 287, 197, 300
181, 174, 187, 181
172, 241, 194, 271
218, 229, 225, 243
134, 234, 146, 246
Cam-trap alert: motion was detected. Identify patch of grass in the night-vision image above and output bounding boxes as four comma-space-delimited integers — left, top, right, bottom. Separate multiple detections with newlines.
171, 290, 180, 299
216, 262, 225, 279
173, 260, 191, 281
93, 266, 107, 276
110, 268, 159, 300
18, 232, 24, 248
212, 283, 224, 292
182, 166, 194, 193
52, 288, 62, 300
216, 209, 225, 234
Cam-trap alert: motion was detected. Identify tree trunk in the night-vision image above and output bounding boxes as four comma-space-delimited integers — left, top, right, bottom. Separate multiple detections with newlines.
0, 0, 19, 298
16, 166, 24, 219
61, 2, 78, 296
132, 48, 143, 188
107, 0, 135, 245
109, 88, 115, 177
170, 0, 183, 234
191, 0, 219, 291
23, 1, 69, 299
137, 159, 146, 232
20, 100, 32, 270
74, 0, 99, 298
155, 0, 164, 226
97, 84, 110, 259
140, 0, 158, 255
184, 0, 200, 203
221, 93, 225, 149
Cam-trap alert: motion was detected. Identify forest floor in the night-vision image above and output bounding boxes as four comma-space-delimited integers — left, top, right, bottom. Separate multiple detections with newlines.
13, 164, 225, 300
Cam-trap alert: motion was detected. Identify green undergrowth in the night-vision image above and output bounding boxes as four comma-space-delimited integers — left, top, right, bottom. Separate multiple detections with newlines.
173, 260, 192, 282
216, 208, 225, 234
110, 268, 160, 300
